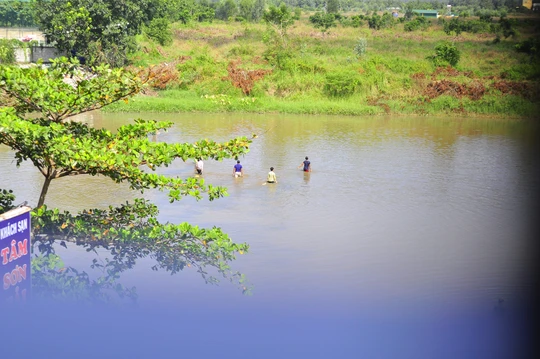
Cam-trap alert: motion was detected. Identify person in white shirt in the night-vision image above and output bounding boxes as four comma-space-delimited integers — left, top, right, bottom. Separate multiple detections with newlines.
267, 167, 277, 183
195, 158, 204, 175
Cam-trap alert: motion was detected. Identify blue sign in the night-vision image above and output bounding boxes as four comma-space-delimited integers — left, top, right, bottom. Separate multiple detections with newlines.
0, 207, 31, 303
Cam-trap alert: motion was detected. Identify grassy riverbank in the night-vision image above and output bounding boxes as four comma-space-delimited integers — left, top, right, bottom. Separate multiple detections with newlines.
107, 13, 540, 118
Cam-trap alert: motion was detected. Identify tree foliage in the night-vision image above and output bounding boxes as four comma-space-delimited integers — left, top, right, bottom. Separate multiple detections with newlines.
326, 0, 340, 14
215, 0, 238, 21
0, 57, 254, 296
0, 1, 36, 27
309, 12, 336, 35
427, 41, 461, 68
144, 17, 173, 46
34, 0, 149, 67
262, 3, 296, 69
0, 58, 251, 208
0, 39, 17, 64
262, 3, 295, 42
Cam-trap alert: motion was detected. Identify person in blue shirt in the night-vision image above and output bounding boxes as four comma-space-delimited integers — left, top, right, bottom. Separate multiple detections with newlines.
233, 160, 244, 178
298, 156, 311, 172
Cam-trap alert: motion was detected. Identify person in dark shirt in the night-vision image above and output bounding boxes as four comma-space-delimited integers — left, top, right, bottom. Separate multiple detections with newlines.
233, 160, 243, 178
298, 156, 311, 172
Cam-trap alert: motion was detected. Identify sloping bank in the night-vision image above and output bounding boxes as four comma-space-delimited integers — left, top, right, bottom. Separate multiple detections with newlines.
104, 87, 539, 118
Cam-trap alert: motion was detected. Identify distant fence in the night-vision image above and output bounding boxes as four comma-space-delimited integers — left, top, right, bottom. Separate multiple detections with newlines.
14, 45, 65, 63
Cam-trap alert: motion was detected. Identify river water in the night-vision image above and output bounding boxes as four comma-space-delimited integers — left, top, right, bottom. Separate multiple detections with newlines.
1, 112, 539, 358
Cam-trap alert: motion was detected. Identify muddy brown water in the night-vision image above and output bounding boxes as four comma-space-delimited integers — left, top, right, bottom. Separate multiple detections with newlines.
1, 112, 538, 357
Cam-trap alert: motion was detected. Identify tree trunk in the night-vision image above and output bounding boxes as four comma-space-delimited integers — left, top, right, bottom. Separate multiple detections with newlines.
37, 176, 52, 208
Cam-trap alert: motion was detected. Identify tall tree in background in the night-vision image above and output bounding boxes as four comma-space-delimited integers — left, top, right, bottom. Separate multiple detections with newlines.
239, 0, 255, 21
262, 3, 296, 69
34, 0, 148, 67
215, 0, 238, 20
326, 0, 340, 13
252, 0, 266, 21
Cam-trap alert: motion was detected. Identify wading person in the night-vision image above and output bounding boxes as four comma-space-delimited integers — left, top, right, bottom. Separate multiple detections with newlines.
267, 167, 277, 184
195, 158, 203, 175
233, 160, 243, 178
298, 156, 311, 172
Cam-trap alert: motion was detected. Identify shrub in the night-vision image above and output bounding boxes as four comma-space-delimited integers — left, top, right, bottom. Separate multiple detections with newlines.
515, 38, 540, 58
309, 12, 337, 34
144, 18, 172, 46
350, 15, 365, 28
293, 8, 301, 20
405, 16, 430, 32
0, 39, 16, 64
367, 13, 394, 30
443, 18, 462, 36
428, 42, 461, 67
323, 71, 359, 97
354, 38, 367, 57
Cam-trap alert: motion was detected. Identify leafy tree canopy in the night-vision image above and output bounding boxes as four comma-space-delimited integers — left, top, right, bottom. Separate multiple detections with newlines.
33, 0, 151, 67
0, 58, 253, 297
309, 11, 336, 34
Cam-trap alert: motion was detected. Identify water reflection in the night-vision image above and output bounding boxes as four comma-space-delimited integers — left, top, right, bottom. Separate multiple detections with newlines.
303, 171, 311, 185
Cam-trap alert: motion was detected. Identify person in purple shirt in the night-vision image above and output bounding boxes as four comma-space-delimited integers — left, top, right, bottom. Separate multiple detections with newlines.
298, 156, 311, 172
233, 160, 244, 178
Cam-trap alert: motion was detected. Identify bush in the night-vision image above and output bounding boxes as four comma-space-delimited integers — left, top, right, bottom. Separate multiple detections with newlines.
405, 16, 430, 32
354, 38, 367, 57
323, 71, 359, 97
0, 39, 16, 64
144, 18, 172, 46
367, 13, 395, 30
428, 42, 461, 67
443, 18, 462, 35
293, 7, 301, 20
350, 15, 365, 28
515, 38, 540, 58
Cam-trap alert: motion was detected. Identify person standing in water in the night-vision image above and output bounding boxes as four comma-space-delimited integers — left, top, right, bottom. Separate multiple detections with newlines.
267, 167, 277, 183
298, 156, 311, 172
195, 158, 204, 175
233, 160, 243, 178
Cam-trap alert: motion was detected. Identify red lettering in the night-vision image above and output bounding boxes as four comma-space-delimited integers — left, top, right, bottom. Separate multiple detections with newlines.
17, 264, 27, 281
9, 240, 18, 262
10, 270, 17, 286
17, 239, 28, 257
0, 247, 8, 265
2, 265, 28, 290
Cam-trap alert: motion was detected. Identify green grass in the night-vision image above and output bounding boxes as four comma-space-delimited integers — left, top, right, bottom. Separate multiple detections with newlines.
116, 15, 540, 118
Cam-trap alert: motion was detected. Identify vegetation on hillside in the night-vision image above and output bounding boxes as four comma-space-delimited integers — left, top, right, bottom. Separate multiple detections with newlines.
1, 0, 539, 117
114, 8, 540, 118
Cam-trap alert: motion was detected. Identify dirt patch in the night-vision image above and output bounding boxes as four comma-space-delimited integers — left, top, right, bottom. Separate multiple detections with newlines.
424, 79, 486, 100
224, 60, 272, 95
367, 97, 391, 114
131, 61, 181, 91
491, 80, 536, 100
